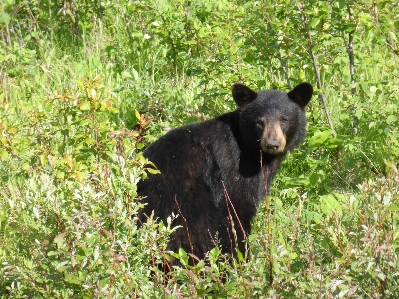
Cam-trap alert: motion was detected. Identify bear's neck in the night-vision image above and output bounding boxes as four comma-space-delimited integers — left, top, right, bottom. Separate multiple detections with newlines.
239, 148, 285, 178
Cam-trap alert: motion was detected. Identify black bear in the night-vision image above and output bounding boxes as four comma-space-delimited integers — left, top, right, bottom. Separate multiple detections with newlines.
137, 82, 312, 263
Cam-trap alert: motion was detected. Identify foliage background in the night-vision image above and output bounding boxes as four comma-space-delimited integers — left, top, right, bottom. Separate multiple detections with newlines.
0, 0, 398, 298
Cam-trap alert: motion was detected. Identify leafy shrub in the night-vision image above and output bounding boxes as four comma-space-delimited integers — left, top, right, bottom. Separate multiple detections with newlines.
0, 76, 174, 297
1, 0, 399, 297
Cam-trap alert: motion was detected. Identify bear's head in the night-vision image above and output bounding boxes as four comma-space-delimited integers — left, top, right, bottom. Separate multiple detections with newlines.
232, 83, 313, 155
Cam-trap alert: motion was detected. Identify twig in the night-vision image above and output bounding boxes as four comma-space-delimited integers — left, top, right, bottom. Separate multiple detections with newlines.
295, 1, 337, 138
173, 195, 195, 263
344, 4, 358, 135
222, 181, 247, 241
260, 151, 273, 285
222, 183, 249, 297
260, 0, 291, 89
370, 2, 399, 57
153, 0, 177, 68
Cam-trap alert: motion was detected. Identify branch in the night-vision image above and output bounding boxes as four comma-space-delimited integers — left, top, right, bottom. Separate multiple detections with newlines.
260, 0, 291, 89
345, 5, 358, 135
295, 2, 337, 137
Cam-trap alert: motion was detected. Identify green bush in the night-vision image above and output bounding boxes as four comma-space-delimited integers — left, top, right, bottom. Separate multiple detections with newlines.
0, 77, 173, 297
1, 0, 399, 297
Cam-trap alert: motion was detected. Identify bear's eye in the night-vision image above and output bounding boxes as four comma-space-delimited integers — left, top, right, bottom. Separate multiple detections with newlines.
280, 117, 288, 124
256, 119, 264, 126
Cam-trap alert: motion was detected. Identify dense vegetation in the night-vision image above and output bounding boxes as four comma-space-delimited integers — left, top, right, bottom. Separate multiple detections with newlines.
1, 0, 398, 297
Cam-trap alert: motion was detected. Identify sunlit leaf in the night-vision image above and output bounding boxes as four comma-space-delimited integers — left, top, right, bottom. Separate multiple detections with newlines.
0, 150, 8, 161
65, 154, 73, 169
79, 101, 91, 110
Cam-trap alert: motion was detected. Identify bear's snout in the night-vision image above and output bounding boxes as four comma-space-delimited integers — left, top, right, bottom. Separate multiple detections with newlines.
261, 122, 286, 154
264, 142, 280, 153
261, 140, 284, 155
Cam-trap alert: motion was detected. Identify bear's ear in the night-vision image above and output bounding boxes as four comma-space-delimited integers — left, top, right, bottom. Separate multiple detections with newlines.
232, 83, 258, 108
287, 83, 313, 110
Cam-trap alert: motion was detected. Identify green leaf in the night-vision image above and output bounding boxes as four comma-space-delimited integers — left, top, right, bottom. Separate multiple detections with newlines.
23, 259, 33, 269
93, 246, 100, 262
32, 206, 40, 219
369, 86, 378, 93
388, 205, 399, 212
387, 115, 396, 123
309, 18, 321, 28
355, 109, 362, 119
134, 109, 140, 121
0, 12, 11, 25
324, 136, 344, 149
308, 130, 332, 150
146, 167, 160, 174
3, 0, 14, 6
377, 272, 386, 281
336, 0, 345, 9
388, 31, 397, 41
320, 194, 343, 217
236, 249, 244, 262
79, 101, 91, 111
100, 277, 110, 288
209, 247, 219, 260
0, 150, 8, 161
121, 71, 132, 78
132, 68, 139, 81
48, 250, 61, 257
178, 248, 188, 266
54, 232, 67, 248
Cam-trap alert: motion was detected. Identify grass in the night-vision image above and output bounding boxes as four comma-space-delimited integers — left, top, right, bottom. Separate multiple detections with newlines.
1, 0, 399, 298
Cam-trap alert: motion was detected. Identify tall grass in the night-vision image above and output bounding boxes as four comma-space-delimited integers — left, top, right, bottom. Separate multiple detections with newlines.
1, 0, 399, 297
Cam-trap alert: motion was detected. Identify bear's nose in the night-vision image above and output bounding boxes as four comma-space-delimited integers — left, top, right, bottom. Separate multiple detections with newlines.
265, 143, 279, 152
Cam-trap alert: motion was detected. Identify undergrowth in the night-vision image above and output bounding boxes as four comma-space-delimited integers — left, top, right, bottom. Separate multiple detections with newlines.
1, 0, 399, 298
